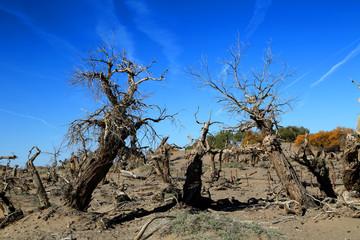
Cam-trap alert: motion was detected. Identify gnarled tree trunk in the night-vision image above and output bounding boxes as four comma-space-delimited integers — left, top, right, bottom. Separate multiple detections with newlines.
294, 134, 336, 198
64, 42, 171, 211
149, 137, 172, 183
183, 150, 204, 207
65, 140, 121, 211
27, 147, 50, 210
183, 114, 216, 207
0, 192, 23, 229
263, 135, 316, 207
208, 151, 219, 181
342, 134, 360, 192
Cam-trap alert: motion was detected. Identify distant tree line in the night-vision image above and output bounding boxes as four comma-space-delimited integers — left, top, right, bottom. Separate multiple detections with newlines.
186, 125, 310, 150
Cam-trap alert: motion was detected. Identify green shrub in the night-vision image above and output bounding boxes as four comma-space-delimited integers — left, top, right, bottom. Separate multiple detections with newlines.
165, 212, 284, 240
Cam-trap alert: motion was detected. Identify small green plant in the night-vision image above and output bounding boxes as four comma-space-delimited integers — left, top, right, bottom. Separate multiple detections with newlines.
221, 161, 242, 169
165, 212, 284, 240
202, 164, 210, 172
139, 163, 152, 173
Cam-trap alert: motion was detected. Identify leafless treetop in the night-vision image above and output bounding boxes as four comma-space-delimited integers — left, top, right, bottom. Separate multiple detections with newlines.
66, 41, 173, 151
187, 38, 295, 135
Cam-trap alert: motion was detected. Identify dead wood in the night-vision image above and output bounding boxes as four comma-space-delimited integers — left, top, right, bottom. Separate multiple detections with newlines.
26, 146, 50, 209
69, 152, 79, 178
183, 110, 219, 207
63, 42, 174, 211
0, 210, 23, 229
284, 200, 303, 215
187, 37, 315, 207
0, 191, 23, 229
0, 192, 15, 216
59, 160, 65, 169
342, 134, 360, 192
293, 133, 337, 198
0, 155, 17, 160
263, 135, 316, 207
148, 137, 173, 183
119, 170, 146, 179
208, 150, 220, 181
4, 177, 29, 192
11, 164, 18, 177
134, 215, 176, 240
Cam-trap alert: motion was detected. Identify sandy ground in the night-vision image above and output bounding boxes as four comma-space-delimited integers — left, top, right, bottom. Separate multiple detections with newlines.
0, 149, 359, 240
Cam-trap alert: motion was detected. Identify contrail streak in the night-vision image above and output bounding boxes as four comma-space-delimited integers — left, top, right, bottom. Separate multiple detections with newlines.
0, 108, 56, 129
311, 42, 360, 87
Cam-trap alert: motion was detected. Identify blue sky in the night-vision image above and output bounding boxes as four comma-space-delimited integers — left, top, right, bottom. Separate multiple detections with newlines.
1, 0, 360, 166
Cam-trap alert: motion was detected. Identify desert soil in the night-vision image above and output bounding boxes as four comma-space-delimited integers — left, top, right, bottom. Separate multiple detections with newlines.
0, 149, 359, 240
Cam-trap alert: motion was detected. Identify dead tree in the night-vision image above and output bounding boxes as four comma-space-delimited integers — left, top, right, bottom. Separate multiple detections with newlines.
64, 41, 173, 211
58, 160, 65, 169
342, 79, 360, 192
69, 152, 79, 178
0, 155, 17, 161
182, 111, 219, 207
293, 133, 336, 198
26, 146, 50, 209
11, 165, 18, 177
208, 150, 220, 181
187, 39, 316, 207
0, 192, 23, 229
230, 144, 264, 166
149, 136, 173, 183
342, 134, 360, 192
0, 155, 16, 180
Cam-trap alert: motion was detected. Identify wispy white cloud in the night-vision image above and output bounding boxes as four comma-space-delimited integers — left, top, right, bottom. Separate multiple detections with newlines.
284, 72, 310, 90
92, 0, 135, 60
0, 61, 61, 81
0, 108, 56, 129
124, 0, 182, 73
0, 5, 77, 58
311, 42, 360, 87
245, 0, 272, 39
325, 37, 360, 61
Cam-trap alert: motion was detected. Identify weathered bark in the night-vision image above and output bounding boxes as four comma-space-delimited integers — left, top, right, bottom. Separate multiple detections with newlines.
64, 42, 171, 211
162, 155, 171, 183
150, 137, 172, 183
65, 140, 121, 211
26, 148, 49, 208
11, 165, 18, 177
69, 153, 78, 178
208, 151, 219, 180
59, 160, 65, 169
183, 115, 214, 207
263, 135, 316, 207
0, 192, 15, 216
187, 37, 321, 207
0, 192, 23, 229
27, 147, 50, 209
183, 150, 204, 207
294, 135, 336, 198
0, 155, 17, 160
342, 134, 360, 192
7, 177, 29, 192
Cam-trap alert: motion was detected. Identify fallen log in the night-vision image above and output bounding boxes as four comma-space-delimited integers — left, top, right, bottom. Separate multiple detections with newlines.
120, 170, 147, 180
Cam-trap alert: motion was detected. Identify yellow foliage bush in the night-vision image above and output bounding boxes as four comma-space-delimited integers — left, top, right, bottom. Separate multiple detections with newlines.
294, 126, 354, 151
241, 131, 264, 146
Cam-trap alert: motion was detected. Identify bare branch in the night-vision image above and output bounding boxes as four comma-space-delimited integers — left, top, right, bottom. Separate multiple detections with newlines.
0, 155, 17, 161
64, 40, 174, 211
